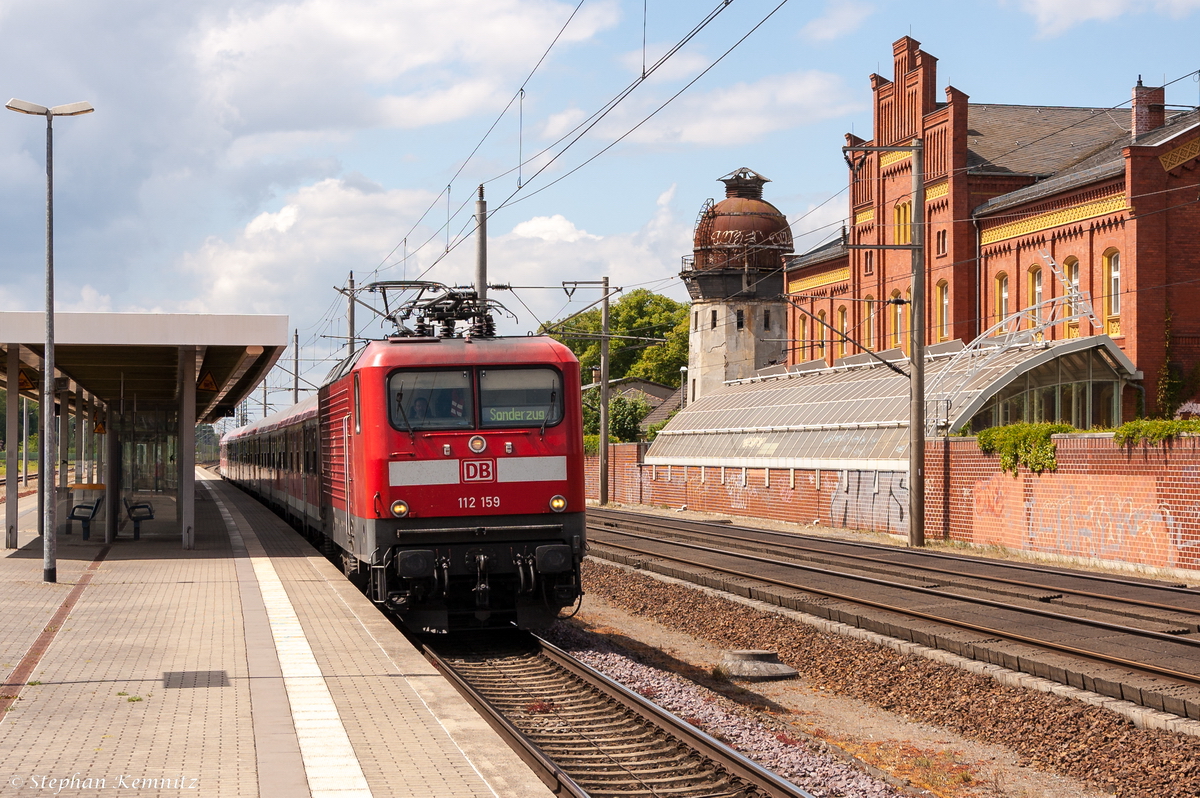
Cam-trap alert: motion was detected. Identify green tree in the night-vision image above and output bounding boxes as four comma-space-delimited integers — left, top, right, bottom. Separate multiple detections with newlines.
582, 396, 651, 442
547, 289, 689, 388
609, 396, 651, 442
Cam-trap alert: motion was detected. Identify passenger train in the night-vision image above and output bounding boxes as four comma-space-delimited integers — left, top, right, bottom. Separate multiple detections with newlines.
220, 283, 586, 632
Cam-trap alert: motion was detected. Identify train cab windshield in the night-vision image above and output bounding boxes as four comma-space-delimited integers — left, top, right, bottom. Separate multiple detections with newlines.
389, 370, 474, 430
480, 368, 562, 429
387, 366, 563, 432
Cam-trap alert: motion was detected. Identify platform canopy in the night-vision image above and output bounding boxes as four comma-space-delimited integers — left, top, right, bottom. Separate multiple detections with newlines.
646, 336, 1140, 472
0, 312, 288, 423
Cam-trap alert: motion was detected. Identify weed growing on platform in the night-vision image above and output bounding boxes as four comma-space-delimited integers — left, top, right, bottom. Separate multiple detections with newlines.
26, 681, 40, 686
127, 696, 143, 702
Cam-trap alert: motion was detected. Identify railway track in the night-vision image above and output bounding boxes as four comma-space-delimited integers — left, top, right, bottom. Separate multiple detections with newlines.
586, 507, 1200, 721
425, 632, 816, 798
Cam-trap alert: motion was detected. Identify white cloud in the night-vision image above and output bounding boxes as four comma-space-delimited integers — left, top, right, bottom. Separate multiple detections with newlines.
624, 70, 861, 146
800, 1, 874, 41
195, 0, 622, 136
59, 285, 115, 313
177, 177, 437, 316
507, 214, 600, 243
1018, 0, 1200, 34
245, 204, 299, 236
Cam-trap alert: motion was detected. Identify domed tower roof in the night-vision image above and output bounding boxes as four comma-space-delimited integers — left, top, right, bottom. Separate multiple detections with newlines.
692, 168, 793, 271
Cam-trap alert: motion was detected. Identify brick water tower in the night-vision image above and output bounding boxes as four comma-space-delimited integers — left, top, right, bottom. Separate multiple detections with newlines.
682, 168, 793, 402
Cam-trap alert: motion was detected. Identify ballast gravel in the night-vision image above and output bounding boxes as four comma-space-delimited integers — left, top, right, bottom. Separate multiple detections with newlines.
544, 622, 903, 798
578, 559, 1200, 798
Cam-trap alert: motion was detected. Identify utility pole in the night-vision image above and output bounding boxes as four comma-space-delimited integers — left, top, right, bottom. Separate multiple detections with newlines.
347, 271, 356, 356
599, 276, 610, 506
262, 382, 267, 418
293, 329, 300, 404
475, 185, 487, 305
908, 140, 926, 548
843, 138, 926, 547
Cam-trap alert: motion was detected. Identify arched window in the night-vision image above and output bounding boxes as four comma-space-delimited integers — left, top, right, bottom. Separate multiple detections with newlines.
1029, 266, 1043, 322
798, 315, 807, 360
817, 310, 827, 359
936, 281, 949, 341
890, 291, 903, 349
1064, 257, 1081, 336
863, 296, 875, 350
893, 202, 912, 245
1105, 249, 1121, 335
904, 289, 912, 352
995, 273, 1010, 321
837, 306, 847, 357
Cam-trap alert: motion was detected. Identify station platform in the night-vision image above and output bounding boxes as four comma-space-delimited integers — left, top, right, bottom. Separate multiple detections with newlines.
0, 470, 554, 798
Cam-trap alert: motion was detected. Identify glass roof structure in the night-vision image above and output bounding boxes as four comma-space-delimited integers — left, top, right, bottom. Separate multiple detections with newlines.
646, 335, 1139, 471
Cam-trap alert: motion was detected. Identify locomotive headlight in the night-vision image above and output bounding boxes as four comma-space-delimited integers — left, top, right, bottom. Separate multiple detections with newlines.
468, 435, 487, 454
390, 499, 410, 518
549, 495, 567, 513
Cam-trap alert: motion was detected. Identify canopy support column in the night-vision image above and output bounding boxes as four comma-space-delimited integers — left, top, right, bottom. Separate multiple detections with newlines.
6, 345, 18, 548
179, 346, 196, 550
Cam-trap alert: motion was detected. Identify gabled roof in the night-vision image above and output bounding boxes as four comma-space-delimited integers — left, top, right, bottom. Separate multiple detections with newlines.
966, 104, 1130, 176
973, 108, 1200, 217
788, 234, 847, 270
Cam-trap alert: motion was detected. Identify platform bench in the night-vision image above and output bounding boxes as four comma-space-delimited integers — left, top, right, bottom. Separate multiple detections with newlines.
123, 496, 154, 540
68, 494, 104, 541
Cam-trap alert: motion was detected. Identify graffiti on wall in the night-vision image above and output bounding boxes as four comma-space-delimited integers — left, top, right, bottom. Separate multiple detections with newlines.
970, 473, 1200, 569
830, 471, 908, 534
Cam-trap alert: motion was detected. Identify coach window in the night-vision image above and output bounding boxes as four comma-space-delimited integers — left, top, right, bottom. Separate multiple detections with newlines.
480, 368, 563, 429
388, 370, 474, 431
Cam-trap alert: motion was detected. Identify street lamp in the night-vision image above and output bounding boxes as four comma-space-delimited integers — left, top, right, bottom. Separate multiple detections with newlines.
7, 98, 94, 583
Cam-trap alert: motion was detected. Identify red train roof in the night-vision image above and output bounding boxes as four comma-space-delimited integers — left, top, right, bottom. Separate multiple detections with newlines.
354, 335, 577, 370
221, 335, 577, 444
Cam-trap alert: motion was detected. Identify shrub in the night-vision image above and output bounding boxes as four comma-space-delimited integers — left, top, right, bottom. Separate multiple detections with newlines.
1112, 418, 1200, 447
976, 423, 1075, 475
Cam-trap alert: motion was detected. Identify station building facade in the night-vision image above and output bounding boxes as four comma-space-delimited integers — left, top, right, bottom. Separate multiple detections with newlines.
787, 36, 1200, 421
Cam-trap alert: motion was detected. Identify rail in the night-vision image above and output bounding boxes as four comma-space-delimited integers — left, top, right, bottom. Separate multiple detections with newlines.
426, 632, 817, 798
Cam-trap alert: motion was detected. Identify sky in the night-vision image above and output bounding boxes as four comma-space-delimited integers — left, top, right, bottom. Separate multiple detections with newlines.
2, 0, 1200, 412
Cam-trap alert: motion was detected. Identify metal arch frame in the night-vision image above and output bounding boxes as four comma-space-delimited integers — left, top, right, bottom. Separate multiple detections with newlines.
942, 336, 1140, 434
924, 250, 1101, 431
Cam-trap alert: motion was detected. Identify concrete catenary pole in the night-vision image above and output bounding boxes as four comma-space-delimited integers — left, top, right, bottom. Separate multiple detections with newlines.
475, 185, 487, 306
599, 276, 610, 506
293, 329, 299, 404
908, 139, 926, 548
347, 271, 356, 356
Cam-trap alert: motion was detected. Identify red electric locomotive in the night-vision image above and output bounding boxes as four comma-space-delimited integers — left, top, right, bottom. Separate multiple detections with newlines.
221, 283, 586, 632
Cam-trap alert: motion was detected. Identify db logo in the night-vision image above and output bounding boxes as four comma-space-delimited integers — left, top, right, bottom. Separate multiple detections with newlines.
461, 459, 496, 483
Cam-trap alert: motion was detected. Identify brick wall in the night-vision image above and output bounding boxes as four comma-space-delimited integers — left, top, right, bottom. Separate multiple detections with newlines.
586, 434, 1200, 573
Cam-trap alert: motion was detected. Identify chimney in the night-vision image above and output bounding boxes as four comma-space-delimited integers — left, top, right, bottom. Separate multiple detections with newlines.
1132, 76, 1165, 139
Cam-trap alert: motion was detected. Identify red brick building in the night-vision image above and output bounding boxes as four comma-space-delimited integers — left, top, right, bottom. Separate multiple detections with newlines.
787, 36, 1200, 419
